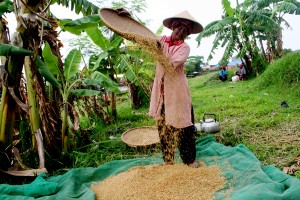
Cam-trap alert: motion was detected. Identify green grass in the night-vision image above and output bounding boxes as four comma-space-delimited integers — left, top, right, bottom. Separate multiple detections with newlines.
190, 73, 300, 168
69, 52, 300, 176
189, 52, 300, 169
65, 95, 159, 170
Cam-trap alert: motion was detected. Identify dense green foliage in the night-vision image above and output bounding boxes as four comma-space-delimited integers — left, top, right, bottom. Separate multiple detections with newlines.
185, 55, 205, 75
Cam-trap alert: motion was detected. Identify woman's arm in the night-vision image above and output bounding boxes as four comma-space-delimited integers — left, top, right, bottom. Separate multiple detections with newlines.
168, 45, 190, 69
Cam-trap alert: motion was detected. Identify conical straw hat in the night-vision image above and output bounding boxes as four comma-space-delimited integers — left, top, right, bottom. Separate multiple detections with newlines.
163, 10, 203, 34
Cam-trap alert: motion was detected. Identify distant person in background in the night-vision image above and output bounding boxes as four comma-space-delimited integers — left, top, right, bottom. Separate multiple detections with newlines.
236, 64, 247, 80
219, 66, 227, 81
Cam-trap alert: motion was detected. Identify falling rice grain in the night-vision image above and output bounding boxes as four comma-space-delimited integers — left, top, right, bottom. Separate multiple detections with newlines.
100, 10, 175, 75
109, 27, 175, 75
123, 32, 175, 75
91, 163, 227, 200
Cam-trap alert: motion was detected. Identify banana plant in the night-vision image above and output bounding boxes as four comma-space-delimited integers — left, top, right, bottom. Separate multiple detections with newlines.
62, 10, 155, 114
61, 15, 124, 117
0, 44, 33, 146
196, 0, 281, 75
250, 0, 300, 57
39, 42, 120, 150
116, 46, 155, 108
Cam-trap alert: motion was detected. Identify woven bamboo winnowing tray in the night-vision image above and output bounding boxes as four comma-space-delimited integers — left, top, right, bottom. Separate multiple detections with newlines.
98, 8, 159, 49
121, 126, 160, 147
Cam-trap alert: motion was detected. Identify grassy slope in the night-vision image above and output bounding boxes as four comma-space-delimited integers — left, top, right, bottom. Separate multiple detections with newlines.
189, 51, 300, 168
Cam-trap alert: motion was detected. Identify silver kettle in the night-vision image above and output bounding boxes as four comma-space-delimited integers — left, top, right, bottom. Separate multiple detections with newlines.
200, 113, 220, 133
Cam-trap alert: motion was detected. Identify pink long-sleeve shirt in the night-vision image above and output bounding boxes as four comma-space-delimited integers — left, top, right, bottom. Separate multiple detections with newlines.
149, 36, 193, 129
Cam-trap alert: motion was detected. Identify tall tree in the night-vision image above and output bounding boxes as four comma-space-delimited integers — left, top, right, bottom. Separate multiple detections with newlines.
185, 55, 205, 75
196, 0, 281, 75
63, 0, 149, 111
250, 0, 300, 58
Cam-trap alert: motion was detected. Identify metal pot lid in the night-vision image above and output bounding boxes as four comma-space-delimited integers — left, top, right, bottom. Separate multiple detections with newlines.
204, 118, 215, 123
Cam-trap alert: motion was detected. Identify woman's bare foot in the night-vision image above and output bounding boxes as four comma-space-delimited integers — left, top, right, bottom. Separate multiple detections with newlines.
187, 161, 199, 168
159, 161, 174, 166
164, 161, 174, 165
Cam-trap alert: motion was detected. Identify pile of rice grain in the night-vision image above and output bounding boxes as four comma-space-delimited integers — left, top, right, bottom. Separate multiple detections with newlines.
91, 163, 226, 200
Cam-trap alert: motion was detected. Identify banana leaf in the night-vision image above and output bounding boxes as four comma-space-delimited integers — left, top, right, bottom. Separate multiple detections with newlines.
70, 89, 100, 96
42, 42, 63, 76
62, 15, 100, 35
0, 0, 13, 16
0, 44, 33, 56
52, 0, 99, 16
36, 57, 61, 88
64, 49, 81, 81
89, 72, 120, 94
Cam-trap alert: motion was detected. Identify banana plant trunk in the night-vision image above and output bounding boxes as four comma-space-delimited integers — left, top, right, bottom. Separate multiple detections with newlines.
19, 0, 63, 156
108, 72, 117, 118
16, 0, 44, 148
0, 53, 24, 147
24, 57, 41, 146
61, 101, 68, 151
0, 18, 24, 147
258, 38, 267, 61
276, 28, 283, 57
266, 39, 275, 63
127, 82, 141, 108
111, 92, 117, 117
0, 87, 16, 146
0, 18, 11, 146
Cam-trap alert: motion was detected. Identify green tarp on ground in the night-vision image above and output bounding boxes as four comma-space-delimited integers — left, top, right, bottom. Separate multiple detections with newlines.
1, 135, 300, 200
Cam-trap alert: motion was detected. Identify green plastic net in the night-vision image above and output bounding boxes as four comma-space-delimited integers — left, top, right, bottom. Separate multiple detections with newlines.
1, 135, 299, 200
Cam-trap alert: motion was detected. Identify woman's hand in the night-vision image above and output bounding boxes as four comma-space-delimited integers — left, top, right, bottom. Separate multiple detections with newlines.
116, 8, 131, 17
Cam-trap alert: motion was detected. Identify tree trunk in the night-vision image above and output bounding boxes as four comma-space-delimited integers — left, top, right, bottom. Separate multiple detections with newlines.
128, 82, 141, 108
61, 101, 68, 151
21, 0, 63, 155
0, 17, 12, 147
266, 39, 275, 63
111, 92, 117, 117
236, 39, 252, 75
24, 57, 41, 147
276, 28, 283, 57
258, 38, 267, 61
